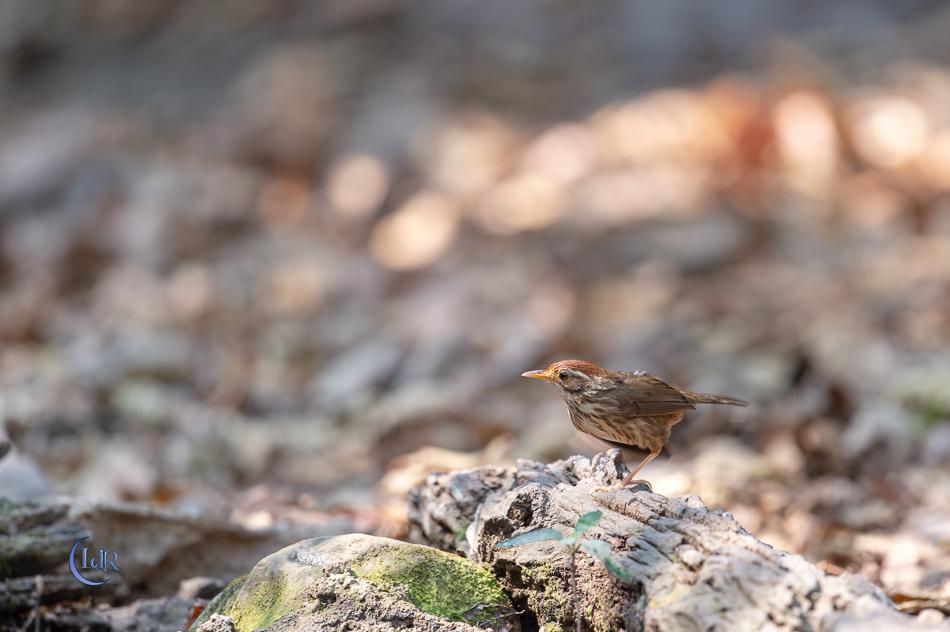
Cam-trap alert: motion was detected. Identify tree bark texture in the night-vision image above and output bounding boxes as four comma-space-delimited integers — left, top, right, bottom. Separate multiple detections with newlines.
409, 450, 940, 632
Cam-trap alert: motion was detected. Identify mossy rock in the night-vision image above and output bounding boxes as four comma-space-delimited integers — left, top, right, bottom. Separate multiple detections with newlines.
191, 534, 518, 631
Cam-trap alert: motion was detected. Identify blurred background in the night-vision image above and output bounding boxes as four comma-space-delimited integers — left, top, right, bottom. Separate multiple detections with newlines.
0, 0, 949, 608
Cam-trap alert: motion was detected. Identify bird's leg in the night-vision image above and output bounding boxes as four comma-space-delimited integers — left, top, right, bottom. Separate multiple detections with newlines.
593, 449, 660, 492
618, 450, 660, 488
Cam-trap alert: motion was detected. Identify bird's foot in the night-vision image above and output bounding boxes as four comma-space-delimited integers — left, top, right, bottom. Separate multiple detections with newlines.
592, 479, 652, 493
624, 479, 653, 491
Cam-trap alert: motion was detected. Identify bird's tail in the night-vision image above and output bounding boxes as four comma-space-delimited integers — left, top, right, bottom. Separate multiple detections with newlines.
687, 391, 748, 407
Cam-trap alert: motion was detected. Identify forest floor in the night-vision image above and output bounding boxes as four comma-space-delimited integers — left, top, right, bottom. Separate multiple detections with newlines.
1, 1, 949, 627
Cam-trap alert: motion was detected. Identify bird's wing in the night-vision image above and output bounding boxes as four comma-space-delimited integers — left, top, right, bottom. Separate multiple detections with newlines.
612, 371, 696, 416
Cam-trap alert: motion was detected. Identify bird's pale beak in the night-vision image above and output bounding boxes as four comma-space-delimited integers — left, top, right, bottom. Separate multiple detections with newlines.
521, 369, 550, 381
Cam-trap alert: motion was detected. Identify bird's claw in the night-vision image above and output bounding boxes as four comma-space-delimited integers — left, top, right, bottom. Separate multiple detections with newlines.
591, 479, 653, 493
625, 479, 653, 491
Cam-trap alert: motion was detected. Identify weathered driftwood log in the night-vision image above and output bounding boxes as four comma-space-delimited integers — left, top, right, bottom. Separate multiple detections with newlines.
0, 496, 351, 593
0, 575, 92, 616
0, 496, 350, 627
0, 498, 95, 614
409, 451, 940, 632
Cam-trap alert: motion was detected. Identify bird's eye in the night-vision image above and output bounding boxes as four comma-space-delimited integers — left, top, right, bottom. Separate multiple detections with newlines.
558, 371, 570, 381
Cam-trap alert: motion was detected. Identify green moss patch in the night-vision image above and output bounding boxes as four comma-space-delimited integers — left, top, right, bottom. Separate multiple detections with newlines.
228, 573, 297, 631
352, 542, 509, 625
521, 562, 572, 627
192, 574, 302, 632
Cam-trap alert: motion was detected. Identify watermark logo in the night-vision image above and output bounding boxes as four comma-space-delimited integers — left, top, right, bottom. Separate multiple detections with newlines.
69, 536, 120, 586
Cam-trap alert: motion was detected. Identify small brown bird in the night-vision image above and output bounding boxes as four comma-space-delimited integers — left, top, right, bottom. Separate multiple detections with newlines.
522, 360, 747, 489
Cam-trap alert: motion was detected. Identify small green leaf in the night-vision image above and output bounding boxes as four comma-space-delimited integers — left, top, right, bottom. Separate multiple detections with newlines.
579, 539, 611, 558
496, 527, 563, 549
573, 510, 602, 537
580, 540, 634, 583
601, 555, 634, 583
